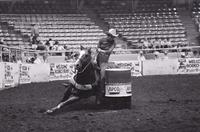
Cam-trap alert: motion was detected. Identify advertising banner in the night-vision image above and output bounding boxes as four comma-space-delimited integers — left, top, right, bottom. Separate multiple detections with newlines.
105, 83, 132, 97
108, 61, 142, 76
0, 63, 5, 89
29, 63, 50, 83
143, 59, 178, 75
177, 58, 200, 74
19, 64, 31, 84
49, 63, 74, 81
4, 62, 20, 87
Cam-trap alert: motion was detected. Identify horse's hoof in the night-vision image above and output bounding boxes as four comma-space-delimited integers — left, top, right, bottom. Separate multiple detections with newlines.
44, 109, 54, 115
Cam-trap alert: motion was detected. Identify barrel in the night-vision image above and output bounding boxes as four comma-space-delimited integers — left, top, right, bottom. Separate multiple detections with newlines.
104, 68, 132, 109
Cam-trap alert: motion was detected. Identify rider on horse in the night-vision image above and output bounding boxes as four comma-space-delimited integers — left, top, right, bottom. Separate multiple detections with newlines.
45, 29, 119, 114
96, 28, 119, 103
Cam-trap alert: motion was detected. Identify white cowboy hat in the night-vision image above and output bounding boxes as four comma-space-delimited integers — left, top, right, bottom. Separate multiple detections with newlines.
154, 51, 159, 56
107, 28, 119, 37
181, 52, 185, 57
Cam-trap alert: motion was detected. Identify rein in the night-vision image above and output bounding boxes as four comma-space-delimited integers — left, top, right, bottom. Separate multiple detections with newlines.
76, 61, 92, 74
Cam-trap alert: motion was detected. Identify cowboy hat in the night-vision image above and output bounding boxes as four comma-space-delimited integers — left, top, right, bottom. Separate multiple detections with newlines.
106, 28, 119, 37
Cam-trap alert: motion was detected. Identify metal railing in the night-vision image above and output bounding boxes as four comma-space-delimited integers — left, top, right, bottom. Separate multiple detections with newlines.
1, 44, 200, 63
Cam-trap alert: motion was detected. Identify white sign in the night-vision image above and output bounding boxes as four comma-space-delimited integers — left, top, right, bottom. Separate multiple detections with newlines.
105, 83, 132, 97
108, 61, 142, 76
49, 63, 74, 81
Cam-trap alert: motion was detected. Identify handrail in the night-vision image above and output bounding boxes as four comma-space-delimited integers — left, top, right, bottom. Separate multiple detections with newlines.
1, 44, 200, 63
1, 44, 200, 54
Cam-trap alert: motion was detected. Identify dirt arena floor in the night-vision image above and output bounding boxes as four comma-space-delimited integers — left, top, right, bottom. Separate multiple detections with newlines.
1, 74, 200, 132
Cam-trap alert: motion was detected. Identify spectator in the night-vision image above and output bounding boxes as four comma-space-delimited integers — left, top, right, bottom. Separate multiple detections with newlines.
64, 45, 69, 50
137, 51, 146, 61
180, 52, 186, 58
143, 38, 149, 49
160, 38, 165, 48
45, 39, 50, 47
57, 45, 65, 51
154, 38, 160, 48
16, 56, 22, 64
31, 24, 39, 44
185, 51, 191, 58
10, 55, 17, 63
193, 50, 199, 58
49, 39, 54, 50
33, 53, 42, 64
154, 51, 160, 59
166, 38, 172, 48
52, 43, 58, 51
148, 38, 153, 49
0, 38, 4, 45
150, 38, 155, 48
36, 40, 47, 51
2, 47, 9, 62
163, 51, 169, 60
32, 44, 38, 50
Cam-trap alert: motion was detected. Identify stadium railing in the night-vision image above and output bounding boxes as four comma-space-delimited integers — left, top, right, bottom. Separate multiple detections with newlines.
1, 44, 200, 63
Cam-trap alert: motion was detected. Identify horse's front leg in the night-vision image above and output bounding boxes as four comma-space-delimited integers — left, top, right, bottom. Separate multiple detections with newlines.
45, 96, 80, 115
56, 96, 80, 109
59, 83, 73, 103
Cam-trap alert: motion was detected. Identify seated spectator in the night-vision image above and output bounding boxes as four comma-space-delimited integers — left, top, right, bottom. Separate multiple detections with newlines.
143, 38, 149, 49
0, 38, 5, 45
10, 55, 17, 63
160, 38, 165, 48
64, 45, 69, 50
57, 45, 65, 51
154, 38, 160, 49
16, 56, 23, 64
49, 39, 54, 50
45, 39, 50, 47
32, 44, 38, 50
180, 52, 186, 58
166, 38, 172, 48
148, 38, 153, 49
193, 50, 199, 58
2, 47, 9, 62
52, 43, 58, 51
185, 51, 191, 58
36, 41, 47, 51
45, 38, 54, 50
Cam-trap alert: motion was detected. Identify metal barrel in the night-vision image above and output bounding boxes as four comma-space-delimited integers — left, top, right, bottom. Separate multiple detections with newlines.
104, 68, 132, 109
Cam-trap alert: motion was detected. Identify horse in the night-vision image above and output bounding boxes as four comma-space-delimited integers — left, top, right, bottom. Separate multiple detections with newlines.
45, 46, 101, 114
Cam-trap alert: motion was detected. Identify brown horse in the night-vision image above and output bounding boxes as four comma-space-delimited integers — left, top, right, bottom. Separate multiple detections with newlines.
45, 46, 101, 114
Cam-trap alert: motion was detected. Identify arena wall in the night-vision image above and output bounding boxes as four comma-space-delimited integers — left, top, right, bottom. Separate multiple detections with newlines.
0, 57, 200, 90
0, 63, 5, 89
143, 59, 179, 75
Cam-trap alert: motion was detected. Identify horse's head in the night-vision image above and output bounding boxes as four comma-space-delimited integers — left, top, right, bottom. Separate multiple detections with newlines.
74, 46, 92, 72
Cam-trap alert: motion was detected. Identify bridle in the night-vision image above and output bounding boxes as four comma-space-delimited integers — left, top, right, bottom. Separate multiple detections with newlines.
76, 60, 92, 74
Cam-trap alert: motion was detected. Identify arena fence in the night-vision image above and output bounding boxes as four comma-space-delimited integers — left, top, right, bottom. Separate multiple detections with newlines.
1, 55, 200, 90
1, 44, 200, 63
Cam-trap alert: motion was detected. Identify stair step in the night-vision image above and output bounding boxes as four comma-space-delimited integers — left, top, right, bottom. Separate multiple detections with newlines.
178, 9, 199, 45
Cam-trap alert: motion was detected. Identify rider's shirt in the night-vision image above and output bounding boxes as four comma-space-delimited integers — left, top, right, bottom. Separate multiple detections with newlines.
98, 37, 115, 51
